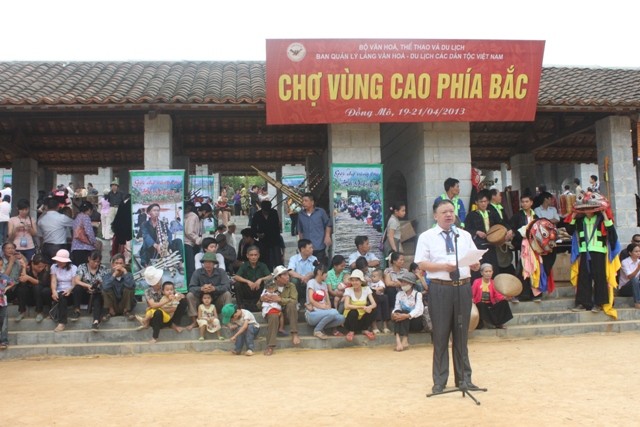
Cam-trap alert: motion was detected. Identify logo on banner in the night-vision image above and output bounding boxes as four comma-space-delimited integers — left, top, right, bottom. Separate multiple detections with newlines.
287, 42, 306, 62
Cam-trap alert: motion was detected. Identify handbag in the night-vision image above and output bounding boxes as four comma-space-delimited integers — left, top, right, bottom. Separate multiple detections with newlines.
73, 225, 91, 244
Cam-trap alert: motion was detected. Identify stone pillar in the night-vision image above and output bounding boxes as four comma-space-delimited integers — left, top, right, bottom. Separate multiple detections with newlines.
11, 158, 38, 217
116, 169, 130, 195
381, 122, 471, 232
510, 153, 536, 195
144, 114, 173, 170
595, 115, 637, 242
38, 169, 56, 193
328, 123, 381, 164
194, 164, 208, 176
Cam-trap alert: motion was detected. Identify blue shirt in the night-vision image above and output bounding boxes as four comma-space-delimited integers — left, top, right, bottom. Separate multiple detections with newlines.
287, 253, 318, 277
297, 207, 331, 250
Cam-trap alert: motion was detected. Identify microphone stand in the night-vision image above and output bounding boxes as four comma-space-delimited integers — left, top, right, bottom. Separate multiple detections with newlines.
426, 226, 487, 405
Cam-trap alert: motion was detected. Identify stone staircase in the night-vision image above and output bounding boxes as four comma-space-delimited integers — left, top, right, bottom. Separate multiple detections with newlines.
2, 282, 639, 360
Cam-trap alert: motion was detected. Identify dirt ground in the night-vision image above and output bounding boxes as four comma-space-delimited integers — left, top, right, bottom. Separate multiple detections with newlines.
4, 333, 640, 426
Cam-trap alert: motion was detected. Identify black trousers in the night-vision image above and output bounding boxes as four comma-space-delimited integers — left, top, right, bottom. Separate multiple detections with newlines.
344, 309, 376, 333
393, 315, 424, 337
476, 300, 513, 328
373, 293, 390, 321
234, 282, 263, 312
15, 283, 49, 313
576, 251, 608, 308
151, 299, 188, 339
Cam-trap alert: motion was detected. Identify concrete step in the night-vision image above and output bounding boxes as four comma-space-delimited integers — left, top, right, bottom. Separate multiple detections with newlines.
508, 296, 635, 313
0, 329, 425, 360
6, 320, 356, 345
472, 319, 640, 339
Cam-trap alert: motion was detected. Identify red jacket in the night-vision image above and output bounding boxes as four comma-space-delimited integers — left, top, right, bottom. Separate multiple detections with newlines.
471, 278, 506, 305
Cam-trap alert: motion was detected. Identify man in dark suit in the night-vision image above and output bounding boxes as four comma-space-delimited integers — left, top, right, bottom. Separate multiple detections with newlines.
465, 190, 502, 279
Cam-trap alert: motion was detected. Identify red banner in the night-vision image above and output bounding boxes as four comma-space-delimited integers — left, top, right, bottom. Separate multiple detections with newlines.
266, 39, 545, 125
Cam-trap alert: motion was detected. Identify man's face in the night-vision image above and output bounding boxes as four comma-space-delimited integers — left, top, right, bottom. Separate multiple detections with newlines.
276, 272, 289, 284
302, 196, 314, 210
301, 244, 314, 257
358, 239, 370, 253
492, 192, 502, 204
111, 258, 125, 270
247, 250, 260, 263
434, 203, 455, 228
450, 183, 460, 196
111, 184, 118, 193
476, 197, 489, 211
521, 197, 533, 210
202, 261, 215, 274
206, 243, 218, 253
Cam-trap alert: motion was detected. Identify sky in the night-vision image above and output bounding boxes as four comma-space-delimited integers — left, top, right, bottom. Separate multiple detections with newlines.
0, 0, 637, 68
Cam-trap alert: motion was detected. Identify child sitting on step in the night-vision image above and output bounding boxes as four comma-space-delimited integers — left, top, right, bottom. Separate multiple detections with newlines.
197, 293, 222, 341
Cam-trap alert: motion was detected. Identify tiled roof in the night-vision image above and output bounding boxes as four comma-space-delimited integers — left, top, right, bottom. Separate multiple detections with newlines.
0, 62, 639, 109
539, 67, 640, 109
0, 62, 266, 106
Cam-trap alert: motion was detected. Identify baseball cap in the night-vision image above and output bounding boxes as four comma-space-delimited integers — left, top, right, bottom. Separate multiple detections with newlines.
221, 303, 238, 325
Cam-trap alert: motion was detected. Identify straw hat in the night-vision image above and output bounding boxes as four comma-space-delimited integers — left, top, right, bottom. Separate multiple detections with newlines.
494, 274, 523, 297
143, 266, 164, 287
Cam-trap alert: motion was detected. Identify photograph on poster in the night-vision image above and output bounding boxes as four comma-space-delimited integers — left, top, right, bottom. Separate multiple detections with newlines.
331, 164, 384, 260
189, 175, 216, 232
131, 171, 186, 292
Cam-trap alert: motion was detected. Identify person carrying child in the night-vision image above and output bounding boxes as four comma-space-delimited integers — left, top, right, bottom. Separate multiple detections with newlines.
137, 280, 186, 343
260, 277, 284, 355
197, 293, 223, 341
326, 255, 348, 309
221, 303, 260, 356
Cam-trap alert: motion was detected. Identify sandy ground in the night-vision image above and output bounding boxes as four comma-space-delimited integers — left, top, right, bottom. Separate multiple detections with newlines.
4, 333, 640, 426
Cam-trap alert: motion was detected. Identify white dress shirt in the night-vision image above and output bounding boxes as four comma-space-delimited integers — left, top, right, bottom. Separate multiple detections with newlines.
414, 224, 478, 280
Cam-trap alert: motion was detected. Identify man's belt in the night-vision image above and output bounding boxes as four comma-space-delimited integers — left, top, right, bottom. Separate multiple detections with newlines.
430, 278, 470, 286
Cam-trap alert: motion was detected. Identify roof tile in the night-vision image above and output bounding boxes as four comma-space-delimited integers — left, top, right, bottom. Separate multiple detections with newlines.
0, 62, 639, 109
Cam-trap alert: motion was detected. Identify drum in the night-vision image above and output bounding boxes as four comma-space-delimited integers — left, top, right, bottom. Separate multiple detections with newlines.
469, 303, 480, 332
494, 273, 523, 297
486, 224, 508, 246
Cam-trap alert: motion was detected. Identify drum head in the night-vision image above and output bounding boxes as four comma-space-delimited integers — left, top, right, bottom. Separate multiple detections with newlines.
469, 303, 480, 332
486, 224, 508, 245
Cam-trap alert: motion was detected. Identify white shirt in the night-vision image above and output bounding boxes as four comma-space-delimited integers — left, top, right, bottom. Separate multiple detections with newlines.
534, 205, 560, 222
414, 224, 477, 280
348, 250, 379, 267
620, 257, 640, 287
194, 252, 226, 271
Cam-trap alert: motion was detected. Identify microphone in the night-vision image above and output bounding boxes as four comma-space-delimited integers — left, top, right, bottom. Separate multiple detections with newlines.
450, 224, 460, 237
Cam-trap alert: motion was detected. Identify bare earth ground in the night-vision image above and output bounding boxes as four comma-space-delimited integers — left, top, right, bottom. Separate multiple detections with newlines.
4, 333, 640, 426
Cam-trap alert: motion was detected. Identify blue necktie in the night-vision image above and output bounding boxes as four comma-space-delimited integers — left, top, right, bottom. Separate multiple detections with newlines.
443, 230, 460, 280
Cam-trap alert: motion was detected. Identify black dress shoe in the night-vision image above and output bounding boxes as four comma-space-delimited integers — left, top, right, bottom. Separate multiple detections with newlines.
466, 382, 481, 391
431, 384, 444, 394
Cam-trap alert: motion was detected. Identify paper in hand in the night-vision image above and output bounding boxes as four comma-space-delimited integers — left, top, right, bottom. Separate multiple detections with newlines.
457, 249, 487, 267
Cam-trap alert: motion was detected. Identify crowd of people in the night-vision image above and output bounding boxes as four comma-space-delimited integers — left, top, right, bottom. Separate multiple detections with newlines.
1, 176, 637, 394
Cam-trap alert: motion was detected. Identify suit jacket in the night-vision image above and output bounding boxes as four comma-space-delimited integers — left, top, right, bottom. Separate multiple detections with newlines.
510, 210, 538, 251
465, 209, 502, 248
